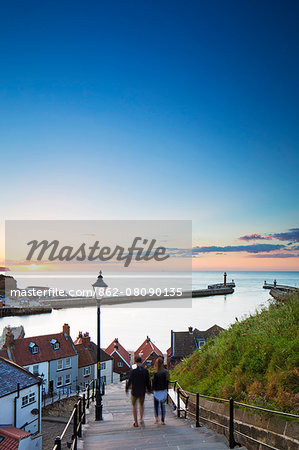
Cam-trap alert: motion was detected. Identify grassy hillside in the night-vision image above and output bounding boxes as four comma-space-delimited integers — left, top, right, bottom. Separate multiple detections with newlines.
171, 294, 299, 413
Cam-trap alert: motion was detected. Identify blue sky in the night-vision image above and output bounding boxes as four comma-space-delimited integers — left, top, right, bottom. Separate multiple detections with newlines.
0, 0, 298, 269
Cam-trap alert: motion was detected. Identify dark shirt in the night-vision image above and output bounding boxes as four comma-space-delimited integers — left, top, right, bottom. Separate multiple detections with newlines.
152, 369, 169, 391
126, 365, 151, 398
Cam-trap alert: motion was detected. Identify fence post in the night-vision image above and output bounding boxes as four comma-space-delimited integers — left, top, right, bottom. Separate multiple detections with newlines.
196, 393, 201, 427
78, 400, 82, 438
54, 436, 61, 450
73, 405, 78, 450
92, 379, 95, 402
87, 384, 90, 409
83, 394, 86, 424
177, 387, 180, 418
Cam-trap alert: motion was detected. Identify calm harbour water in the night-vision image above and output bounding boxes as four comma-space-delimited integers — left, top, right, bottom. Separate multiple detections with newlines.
1, 271, 298, 352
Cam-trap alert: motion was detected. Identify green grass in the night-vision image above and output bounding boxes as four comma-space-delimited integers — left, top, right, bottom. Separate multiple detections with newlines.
171, 293, 299, 413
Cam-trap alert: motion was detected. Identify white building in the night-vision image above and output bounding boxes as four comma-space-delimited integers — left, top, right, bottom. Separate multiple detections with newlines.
0, 357, 42, 449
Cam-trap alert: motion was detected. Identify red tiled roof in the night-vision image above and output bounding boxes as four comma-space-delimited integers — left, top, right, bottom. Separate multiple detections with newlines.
135, 338, 163, 364
0, 427, 30, 450
75, 343, 95, 368
4, 332, 76, 366
0, 427, 30, 440
0, 436, 18, 450
105, 339, 130, 367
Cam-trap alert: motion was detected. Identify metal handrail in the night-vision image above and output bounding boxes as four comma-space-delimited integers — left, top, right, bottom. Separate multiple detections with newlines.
169, 380, 299, 449
169, 380, 299, 417
53, 379, 96, 450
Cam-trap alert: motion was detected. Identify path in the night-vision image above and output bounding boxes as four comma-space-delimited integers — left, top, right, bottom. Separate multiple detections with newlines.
82, 382, 229, 449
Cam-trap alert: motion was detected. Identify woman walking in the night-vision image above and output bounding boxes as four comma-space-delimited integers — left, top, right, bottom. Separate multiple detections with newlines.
152, 357, 169, 425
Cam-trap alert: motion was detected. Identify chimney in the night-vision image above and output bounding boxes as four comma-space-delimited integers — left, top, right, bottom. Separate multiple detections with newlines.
188, 326, 193, 334
146, 336, 150, 343
63, 323, 70, 336
82, 332, 91, 347
114, 338, 119, 350
78, 331, 83, 338
4, 327, 14, 348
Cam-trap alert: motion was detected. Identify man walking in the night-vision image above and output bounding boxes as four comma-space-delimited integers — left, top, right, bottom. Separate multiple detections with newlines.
126, 356, 151, 427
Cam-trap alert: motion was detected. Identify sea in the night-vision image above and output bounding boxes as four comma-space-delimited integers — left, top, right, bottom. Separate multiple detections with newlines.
0, 271, 298, 352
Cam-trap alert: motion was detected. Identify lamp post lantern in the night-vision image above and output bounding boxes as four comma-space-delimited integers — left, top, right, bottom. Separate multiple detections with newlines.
92, 270, 108, 421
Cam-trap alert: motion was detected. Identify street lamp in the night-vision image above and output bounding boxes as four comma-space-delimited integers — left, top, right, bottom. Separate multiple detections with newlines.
92, 270, 108, 421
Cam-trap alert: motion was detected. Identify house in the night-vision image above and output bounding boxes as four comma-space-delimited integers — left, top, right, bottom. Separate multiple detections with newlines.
0, 324, 78, 395
0, 274, 17, 295
135, 336, 163, 368
0, 357, 42, 449
74, 331, 114, 389
168, 325, 224, 369
105, 338, 131, 378
0, 427, 33, 450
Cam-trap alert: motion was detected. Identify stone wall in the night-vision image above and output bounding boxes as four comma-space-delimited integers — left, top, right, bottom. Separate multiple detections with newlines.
42, 395, 79, 418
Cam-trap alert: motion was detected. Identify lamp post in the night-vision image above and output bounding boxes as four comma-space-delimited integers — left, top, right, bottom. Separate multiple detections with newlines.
92, 270, 108, 421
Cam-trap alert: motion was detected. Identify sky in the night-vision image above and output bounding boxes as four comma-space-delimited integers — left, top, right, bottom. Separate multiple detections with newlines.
0, 0, 298, 271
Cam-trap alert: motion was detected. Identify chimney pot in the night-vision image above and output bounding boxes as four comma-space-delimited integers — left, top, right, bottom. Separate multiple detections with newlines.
4, 327, 14, 348
63, 323, 70, 336
188, 326, 193, 334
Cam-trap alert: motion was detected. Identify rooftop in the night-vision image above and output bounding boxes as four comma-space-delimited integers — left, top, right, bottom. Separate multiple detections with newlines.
0, 358, 40, 398
171, 325, 224, 358
105, 338, 131, 367
135, 337, 163, 363
0, 325, 77, 366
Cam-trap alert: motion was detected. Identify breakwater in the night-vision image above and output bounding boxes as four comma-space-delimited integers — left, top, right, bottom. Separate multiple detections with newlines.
40, 286, 234, 309
0, 286, 234, 315
0, 306, 52, 318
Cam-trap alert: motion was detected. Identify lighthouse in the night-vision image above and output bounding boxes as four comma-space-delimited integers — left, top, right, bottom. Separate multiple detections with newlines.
224, 272, 227, 287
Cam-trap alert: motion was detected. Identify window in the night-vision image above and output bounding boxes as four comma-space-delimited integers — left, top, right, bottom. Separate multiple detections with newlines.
33, 364, 39, 375
65, 374, 71, 385
117, 362, 123, 367
199, 340, 205, 347
57, 359, 63, 371
84, 366, 91, 376
100, 362, 106, 370
29, 342, 39, 354
50, 339, 60, 350
146, 360, 152, 367
57, 376, 63, 387
22, 392, 35, 407
65, 357, 71, 368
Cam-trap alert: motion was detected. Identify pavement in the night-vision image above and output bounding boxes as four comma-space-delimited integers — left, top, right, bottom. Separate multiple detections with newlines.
82, 382, 229, 450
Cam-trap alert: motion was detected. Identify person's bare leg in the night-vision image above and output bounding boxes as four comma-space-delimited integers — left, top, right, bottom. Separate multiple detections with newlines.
139, 403, 144, 424
132, 405, 138, 426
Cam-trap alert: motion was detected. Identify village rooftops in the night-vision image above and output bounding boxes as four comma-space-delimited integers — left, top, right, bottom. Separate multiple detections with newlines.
170, 325, 224, 358
135, 336, 163, 364
0, 357, 41, 398
105, 338, 130, 367
74, 332, 112, 368
0, 324, 76, 366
